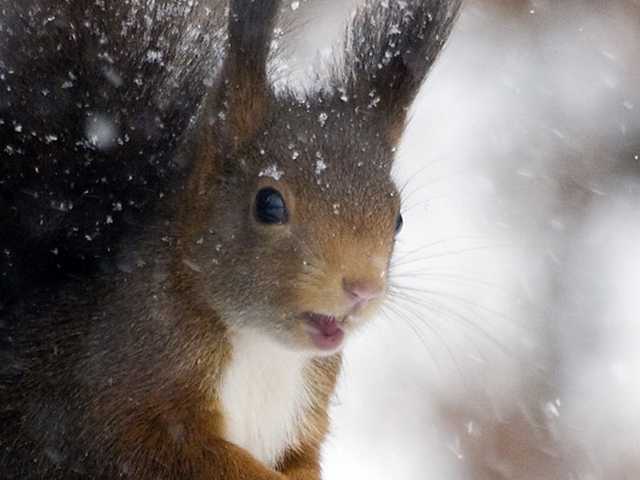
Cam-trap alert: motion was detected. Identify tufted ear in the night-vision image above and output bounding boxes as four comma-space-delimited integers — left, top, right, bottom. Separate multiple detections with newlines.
210, 0, 280, 150
342, 0, 462, 146
185, 0, 280, 221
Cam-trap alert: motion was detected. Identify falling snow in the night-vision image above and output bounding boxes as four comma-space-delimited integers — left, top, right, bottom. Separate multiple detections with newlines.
258, 164, 284, 181
314, 159, 327, 176
85, 115, 118, 151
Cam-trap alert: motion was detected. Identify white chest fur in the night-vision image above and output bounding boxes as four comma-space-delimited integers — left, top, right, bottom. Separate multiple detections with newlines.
218, 330, 311, 467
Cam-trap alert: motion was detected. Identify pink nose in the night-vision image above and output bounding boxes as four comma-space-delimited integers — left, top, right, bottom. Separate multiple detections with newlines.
342, 278, 384, 306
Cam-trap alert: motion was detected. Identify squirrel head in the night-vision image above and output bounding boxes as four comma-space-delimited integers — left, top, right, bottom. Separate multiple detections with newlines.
177, 0, 461, 355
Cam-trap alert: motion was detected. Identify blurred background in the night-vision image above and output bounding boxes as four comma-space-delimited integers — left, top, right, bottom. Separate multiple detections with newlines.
282, 0, 640, 478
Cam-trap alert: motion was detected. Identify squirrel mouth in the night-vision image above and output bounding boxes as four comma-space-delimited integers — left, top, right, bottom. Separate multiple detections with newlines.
302, 313, 345, 351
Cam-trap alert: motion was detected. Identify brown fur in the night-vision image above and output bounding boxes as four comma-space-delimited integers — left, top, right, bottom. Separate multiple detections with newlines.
0, 1, 461, 478
156, 240, 341, 479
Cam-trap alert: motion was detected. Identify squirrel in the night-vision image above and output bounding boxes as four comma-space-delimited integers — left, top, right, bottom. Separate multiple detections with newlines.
0, 0, 462, 479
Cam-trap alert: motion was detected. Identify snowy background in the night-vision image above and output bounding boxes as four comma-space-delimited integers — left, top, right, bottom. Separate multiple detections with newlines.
282, 0, 640, 478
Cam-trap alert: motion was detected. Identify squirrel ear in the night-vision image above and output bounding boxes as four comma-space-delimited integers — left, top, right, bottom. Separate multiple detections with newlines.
184, 0, 280, 219
211, 0, 280, 149
342, 0, 462, 146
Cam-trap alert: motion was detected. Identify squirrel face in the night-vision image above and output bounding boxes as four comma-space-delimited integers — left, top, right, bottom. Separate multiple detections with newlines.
177, 0, 460, 356
186, 98, 402, 355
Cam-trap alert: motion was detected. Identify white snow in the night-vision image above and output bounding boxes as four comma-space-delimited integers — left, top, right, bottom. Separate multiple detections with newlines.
85, 114, 118, 151
258, 164, 284, 181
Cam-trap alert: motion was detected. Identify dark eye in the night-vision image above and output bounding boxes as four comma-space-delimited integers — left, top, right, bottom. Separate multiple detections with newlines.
395, 213, 404, 234
255, 187, 288, 225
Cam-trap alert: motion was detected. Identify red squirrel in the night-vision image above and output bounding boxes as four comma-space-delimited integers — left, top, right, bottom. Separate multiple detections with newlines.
0, 0, 462, 478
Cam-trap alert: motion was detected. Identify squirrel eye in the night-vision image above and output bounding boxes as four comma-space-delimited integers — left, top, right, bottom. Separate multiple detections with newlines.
395, 213, 404, 234
255, 187, 289, 225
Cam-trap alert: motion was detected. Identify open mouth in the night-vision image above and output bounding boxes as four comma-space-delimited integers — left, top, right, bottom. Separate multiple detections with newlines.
302, 312, 345, 351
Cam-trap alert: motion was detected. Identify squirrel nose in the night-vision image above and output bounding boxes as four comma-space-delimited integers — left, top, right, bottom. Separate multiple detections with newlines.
342, 278, 385, 307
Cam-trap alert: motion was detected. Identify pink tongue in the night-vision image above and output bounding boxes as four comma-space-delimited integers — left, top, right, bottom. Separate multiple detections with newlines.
310, 315, 340, 336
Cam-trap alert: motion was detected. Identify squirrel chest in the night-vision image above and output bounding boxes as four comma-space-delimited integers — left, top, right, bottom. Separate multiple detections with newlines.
218, 330, 313, 467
